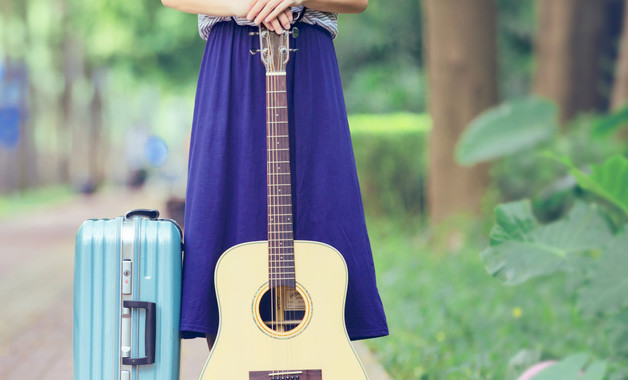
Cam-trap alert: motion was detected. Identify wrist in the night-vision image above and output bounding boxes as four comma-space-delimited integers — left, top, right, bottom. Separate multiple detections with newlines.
231, 0, 250, 17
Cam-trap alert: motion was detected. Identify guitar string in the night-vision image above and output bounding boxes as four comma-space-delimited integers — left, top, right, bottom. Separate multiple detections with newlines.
264, 33, 273, 374
267, 38, 278, 376
270, 63, 278, 376
277, 70, 289, 374
280, 68, 295, 372
276, 46, 291, 376
271, 46, 281, 376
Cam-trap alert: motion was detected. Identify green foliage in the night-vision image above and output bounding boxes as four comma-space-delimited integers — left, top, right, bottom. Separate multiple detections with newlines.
496, 0, 535, 99
592, 103, 628, 138
579, 229, 628, 317
481, 200, 612, 285
365, 217, 611, 380
456, 97, 558, 166
66, 0, 204, 89
335, 0, 424, 113
0, 186, 74, 219
532, 354, 607, 380
465, 98, 628, 377
349, 113, 429, 218
559, 155, 628, 217
456, 97, 624, 217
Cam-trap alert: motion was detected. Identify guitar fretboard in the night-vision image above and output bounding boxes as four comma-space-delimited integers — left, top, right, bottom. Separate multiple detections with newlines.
267, 72, 295, 289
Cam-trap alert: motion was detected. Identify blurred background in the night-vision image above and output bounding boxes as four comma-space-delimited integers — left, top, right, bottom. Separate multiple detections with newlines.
2, 0, 628, 379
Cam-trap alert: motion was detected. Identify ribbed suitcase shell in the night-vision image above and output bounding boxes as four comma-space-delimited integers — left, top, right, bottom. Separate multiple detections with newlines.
74, 213, 182, 380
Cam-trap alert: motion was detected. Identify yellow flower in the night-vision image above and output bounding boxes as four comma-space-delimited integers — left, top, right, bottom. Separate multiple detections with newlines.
512, 306, 523, 319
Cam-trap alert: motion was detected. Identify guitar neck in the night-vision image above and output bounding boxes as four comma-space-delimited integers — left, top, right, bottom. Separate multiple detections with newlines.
266, 72, 296, 289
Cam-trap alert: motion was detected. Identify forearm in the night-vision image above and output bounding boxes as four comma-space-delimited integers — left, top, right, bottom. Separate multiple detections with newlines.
161, 0, 249, 17
302, 0, 367, 14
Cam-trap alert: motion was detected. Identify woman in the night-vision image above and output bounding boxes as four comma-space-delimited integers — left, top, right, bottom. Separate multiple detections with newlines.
161, 0, 389, 348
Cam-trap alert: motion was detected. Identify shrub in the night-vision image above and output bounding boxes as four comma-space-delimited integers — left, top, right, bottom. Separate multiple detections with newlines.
349, 113, 429, 219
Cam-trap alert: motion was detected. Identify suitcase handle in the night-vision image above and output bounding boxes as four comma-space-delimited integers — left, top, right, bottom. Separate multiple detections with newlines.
125, 209, 160, 220
124, 209, 184, 245
122, 301, 156, 366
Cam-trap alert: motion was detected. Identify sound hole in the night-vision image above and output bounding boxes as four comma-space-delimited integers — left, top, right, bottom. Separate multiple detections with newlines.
258, 286, 307, 333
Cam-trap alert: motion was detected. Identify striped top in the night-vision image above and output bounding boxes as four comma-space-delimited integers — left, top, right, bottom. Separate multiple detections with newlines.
198, 6, 338, 39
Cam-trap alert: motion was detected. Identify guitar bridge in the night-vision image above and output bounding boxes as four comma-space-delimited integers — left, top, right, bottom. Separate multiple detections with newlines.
249, 369, 322, 380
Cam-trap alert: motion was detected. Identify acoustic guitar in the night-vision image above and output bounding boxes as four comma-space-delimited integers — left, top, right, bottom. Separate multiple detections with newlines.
198, 26, 369, 380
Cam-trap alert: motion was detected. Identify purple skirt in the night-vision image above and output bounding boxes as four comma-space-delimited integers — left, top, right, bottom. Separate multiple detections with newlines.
181, 20, 388, 341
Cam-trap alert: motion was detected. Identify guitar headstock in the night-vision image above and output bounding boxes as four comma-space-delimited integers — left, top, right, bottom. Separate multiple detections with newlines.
256, 26, 297, 74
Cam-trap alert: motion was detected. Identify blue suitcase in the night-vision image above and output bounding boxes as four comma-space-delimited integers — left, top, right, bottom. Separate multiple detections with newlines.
74, 209, 182, 380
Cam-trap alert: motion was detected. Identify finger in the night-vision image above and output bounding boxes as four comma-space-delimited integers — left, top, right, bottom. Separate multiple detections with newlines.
247, 0, 269, 21
263, 20, 274, 32
263, 1, 293, 25
271, 18, 283, 34
278, 11, 290, 30
254, 0, 284, 25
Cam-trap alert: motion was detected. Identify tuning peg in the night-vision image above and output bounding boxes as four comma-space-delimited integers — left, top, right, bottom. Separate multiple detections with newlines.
289, 49, 299, 53
248, 31, 259, 36
289, 27, 299, 38
250, 48, 260, 55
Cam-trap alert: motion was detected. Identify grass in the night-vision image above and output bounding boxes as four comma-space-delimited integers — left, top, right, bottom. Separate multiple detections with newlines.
349, 113, 431, 135
364, 216, 606, 380
0, 185, 75, 219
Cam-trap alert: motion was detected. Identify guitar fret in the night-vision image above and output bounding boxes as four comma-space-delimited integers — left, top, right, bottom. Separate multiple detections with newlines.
263, 50, 297, 286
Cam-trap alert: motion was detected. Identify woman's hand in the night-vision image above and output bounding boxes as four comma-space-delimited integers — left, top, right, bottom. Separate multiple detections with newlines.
247, 0, 302, 33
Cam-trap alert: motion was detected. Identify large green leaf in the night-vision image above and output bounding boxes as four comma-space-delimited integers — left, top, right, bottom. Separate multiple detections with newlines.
481, 200, 612, 285
456, 97, 558, 166
559, 155, 628, 217
592, 103, 628, 138
579, 228, 628, 316
531, 354, 606, 380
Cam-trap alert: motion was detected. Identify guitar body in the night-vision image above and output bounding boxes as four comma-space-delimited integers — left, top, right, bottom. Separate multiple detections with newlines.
199, 240, 369, 379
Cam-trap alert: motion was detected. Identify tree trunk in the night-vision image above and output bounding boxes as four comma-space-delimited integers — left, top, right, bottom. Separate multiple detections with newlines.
534, 0, 607, 123
14, 0, 39, 191
422, 0, 499, 224
612, 0, 628, 110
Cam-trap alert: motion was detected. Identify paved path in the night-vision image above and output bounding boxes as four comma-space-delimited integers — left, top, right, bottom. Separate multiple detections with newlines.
0, 188, 391, 379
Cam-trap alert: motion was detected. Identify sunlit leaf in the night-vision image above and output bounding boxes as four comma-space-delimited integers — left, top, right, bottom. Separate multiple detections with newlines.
559, 155, 628, 217
481, 200, 612, 285
456, 97, 558, 166
579, 228, 628, 316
